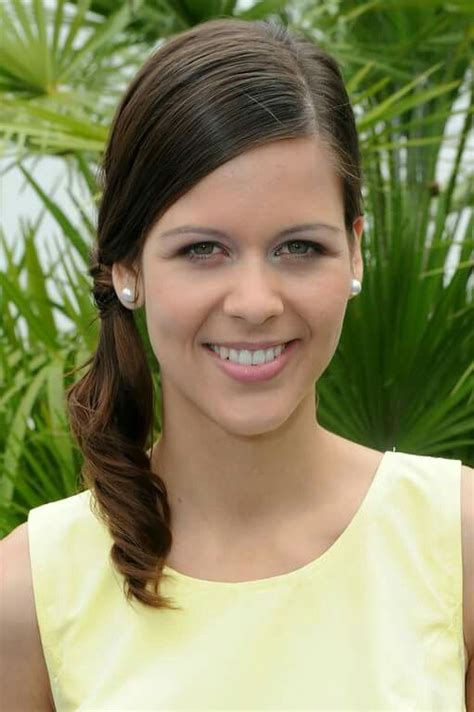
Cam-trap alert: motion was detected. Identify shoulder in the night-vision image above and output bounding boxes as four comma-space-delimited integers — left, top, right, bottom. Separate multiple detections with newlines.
28, 488, 104, 555
0, 523, 55, 711
461, 464, 474, 663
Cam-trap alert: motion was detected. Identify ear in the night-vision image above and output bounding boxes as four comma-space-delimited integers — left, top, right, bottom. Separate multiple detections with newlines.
350, 215, 364, 284
111, 262, 145, 310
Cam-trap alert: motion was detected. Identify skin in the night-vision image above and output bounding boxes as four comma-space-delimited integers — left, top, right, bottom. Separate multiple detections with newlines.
113, 135, 366, 537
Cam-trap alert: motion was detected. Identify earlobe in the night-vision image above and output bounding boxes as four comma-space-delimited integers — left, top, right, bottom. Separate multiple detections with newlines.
112, 263, 144, 309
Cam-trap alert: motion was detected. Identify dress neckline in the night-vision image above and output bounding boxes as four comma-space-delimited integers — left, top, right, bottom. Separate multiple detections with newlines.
161, 450, 393, 591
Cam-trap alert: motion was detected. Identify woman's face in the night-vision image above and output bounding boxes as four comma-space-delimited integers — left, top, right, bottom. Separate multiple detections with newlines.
118, 136, 363, 436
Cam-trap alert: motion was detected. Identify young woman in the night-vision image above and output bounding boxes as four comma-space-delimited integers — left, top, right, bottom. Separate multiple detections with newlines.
1, 17, 473, 711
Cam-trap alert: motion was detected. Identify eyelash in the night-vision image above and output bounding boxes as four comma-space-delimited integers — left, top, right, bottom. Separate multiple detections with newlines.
178, 240, 326, 262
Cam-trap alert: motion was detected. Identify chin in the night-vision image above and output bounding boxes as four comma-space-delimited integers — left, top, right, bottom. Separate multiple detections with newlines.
206, 402, 297, 439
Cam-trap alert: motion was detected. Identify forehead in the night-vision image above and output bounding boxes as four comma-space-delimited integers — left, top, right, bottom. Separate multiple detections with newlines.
154, 136, 343, 231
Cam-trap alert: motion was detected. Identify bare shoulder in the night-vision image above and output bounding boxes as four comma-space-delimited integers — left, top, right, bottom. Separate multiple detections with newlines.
461, 464, 474, 673
0, 522, 55, 711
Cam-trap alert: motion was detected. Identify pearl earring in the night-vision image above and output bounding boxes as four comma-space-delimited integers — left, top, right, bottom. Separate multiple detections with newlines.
350, 279, 362, 296
121, 286, 135, 303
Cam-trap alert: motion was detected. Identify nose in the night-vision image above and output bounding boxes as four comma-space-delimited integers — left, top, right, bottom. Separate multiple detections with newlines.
222, 258, 284, 323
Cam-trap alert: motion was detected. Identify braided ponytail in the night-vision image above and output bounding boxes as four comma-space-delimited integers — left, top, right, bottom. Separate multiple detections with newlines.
66, 249, 180, 610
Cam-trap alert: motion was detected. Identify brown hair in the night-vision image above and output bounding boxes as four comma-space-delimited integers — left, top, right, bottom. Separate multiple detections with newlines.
66, 17, 363, 610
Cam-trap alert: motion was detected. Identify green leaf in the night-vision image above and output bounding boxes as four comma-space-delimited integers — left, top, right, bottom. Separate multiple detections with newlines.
18, 164, 91, 263
0, 364, 50, 501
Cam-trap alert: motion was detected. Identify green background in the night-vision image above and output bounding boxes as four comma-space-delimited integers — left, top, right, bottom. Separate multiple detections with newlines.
1, 0, 473, 537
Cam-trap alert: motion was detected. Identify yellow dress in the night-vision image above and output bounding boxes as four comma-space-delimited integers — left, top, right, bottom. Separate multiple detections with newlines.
27, 450, 466, 711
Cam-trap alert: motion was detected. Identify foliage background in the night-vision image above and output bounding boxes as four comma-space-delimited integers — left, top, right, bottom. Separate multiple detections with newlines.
1, 0, 473, 537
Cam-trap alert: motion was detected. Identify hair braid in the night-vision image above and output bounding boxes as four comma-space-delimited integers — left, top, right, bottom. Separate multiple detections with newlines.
66, 249, 180, 610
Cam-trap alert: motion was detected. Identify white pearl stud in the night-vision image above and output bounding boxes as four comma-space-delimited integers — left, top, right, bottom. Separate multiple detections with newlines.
350, 279, 362, 296
121, 287, 135, 303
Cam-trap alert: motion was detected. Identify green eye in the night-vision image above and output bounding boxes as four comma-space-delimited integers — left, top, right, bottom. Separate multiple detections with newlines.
179, 240, 325, 262
276, 240, 325, 257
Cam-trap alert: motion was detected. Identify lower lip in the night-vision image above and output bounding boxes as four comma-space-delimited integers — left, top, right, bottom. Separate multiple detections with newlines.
203, 340, 300, 383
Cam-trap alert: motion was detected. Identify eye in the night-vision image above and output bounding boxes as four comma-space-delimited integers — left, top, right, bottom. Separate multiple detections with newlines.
179, 241, 223, 260
179, 240, 326, 262
275, 240, 326, 258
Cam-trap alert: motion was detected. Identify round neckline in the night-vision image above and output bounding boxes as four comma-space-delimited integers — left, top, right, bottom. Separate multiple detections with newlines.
162, 450, 393, 591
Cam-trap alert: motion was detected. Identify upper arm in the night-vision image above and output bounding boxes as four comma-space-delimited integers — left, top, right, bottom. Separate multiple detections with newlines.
0, 522, 55, 712
462, 464, 474, 709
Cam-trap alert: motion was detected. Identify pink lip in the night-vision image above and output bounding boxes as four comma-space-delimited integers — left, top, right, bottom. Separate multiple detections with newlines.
203, 340, 300, 383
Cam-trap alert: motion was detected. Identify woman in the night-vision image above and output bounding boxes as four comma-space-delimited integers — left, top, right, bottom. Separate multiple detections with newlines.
1, 17, 473, 711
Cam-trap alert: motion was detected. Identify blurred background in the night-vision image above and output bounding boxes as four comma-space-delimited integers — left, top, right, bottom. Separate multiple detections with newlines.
1, 0, 473, 536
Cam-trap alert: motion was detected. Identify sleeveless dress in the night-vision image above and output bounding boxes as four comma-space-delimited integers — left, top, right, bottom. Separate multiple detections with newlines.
27, 450, 466, 711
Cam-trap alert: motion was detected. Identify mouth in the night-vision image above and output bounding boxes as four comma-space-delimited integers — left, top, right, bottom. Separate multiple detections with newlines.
202, 339, 300, 384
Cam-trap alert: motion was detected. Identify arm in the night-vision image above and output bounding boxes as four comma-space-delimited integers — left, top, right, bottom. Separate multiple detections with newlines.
462, 465, 474, 710
0, 522, 55, 711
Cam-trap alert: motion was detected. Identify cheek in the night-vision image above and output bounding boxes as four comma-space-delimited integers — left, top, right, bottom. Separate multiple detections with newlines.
143, 282, 204, 352
301, 275, 350, 321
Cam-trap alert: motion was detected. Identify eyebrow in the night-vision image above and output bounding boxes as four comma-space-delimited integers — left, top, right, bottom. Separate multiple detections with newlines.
157, 222, 343, 240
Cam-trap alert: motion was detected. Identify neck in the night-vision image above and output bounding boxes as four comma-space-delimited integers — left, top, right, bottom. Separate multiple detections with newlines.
150, 393, 348, 537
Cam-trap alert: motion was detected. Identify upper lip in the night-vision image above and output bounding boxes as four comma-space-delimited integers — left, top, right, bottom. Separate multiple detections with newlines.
205, 340, 296, 350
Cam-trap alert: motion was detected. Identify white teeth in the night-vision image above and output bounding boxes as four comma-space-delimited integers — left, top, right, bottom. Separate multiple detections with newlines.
209, 343, 286, 365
